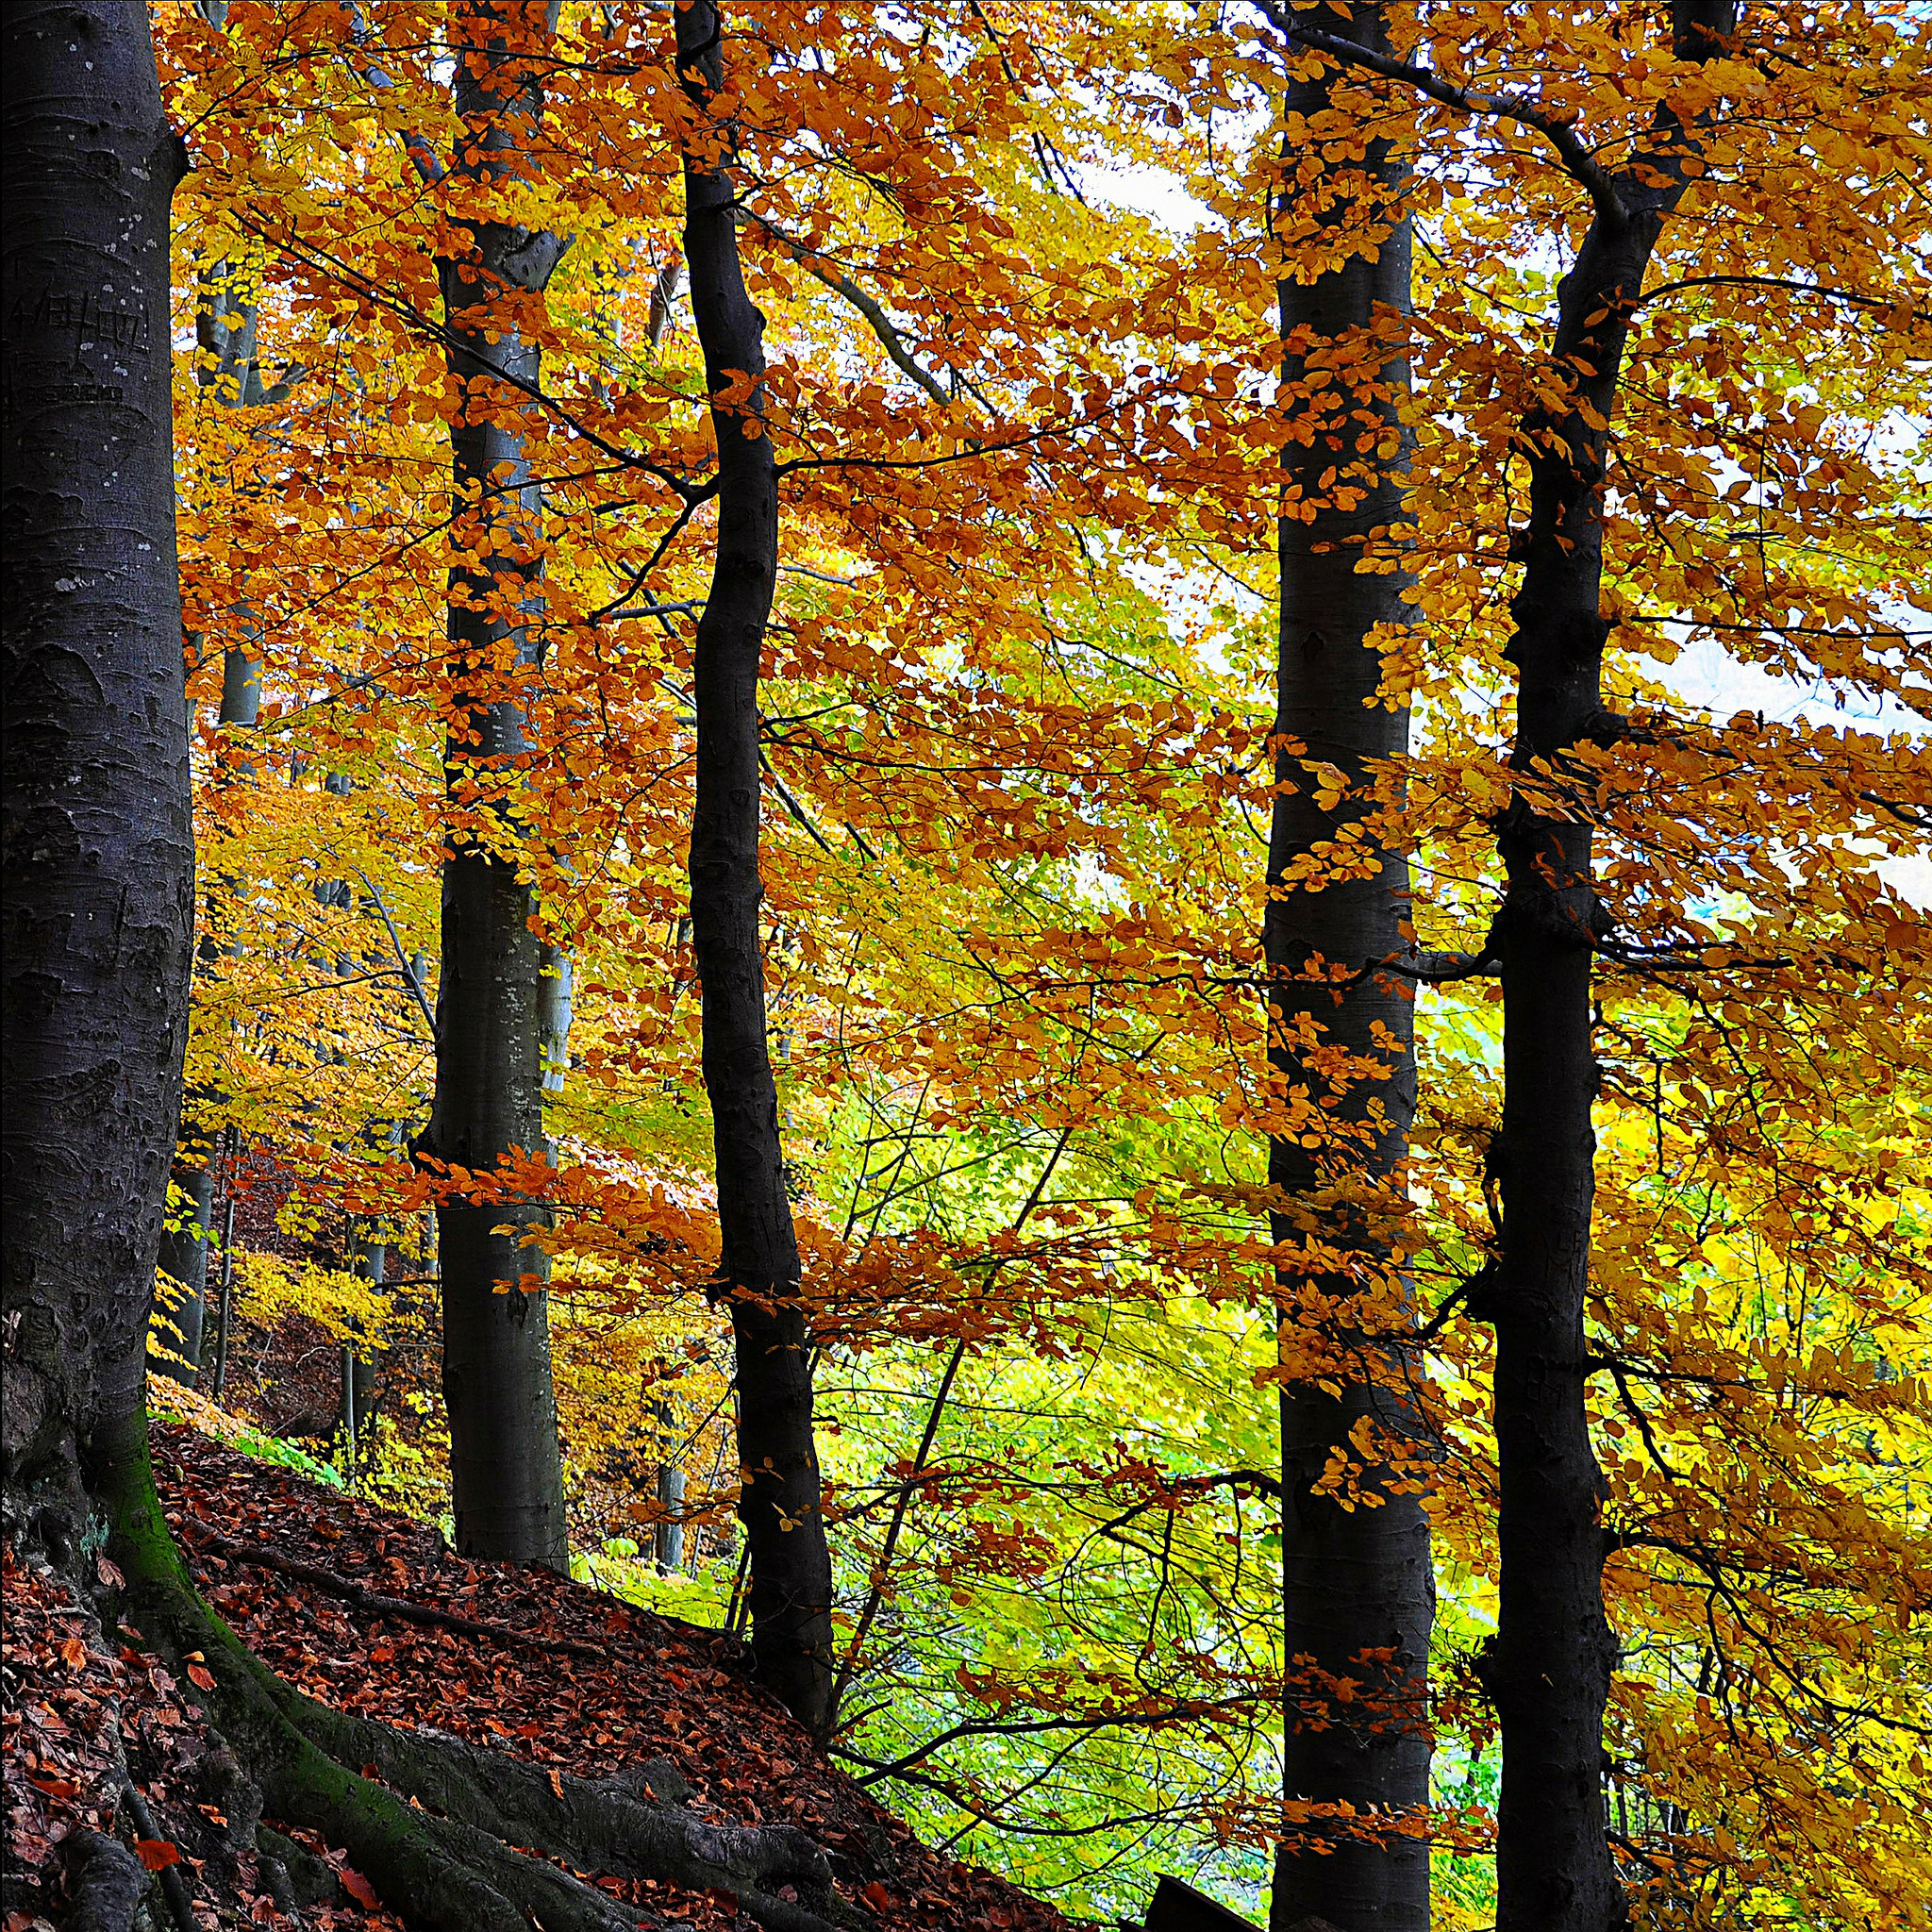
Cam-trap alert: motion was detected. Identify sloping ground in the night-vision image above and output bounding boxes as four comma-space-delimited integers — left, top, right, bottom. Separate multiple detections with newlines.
1, 1417, 1087, 1930
4, 1530, 394, 1930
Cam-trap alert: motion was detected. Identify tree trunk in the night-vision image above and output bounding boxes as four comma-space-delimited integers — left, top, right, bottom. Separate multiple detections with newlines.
150, 246, 274, 1387
153, 1145, 216, 1387
1264, 11, 1431, 1928
1476, 8, 1735, 1928
418, 0, 571, 1572
652, 1396, 686, 1574
675, 0, 835, 1732
1, 0, 193, 1548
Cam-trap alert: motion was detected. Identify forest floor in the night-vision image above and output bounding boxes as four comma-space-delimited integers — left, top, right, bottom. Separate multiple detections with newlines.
2, 1417, 1088, 1932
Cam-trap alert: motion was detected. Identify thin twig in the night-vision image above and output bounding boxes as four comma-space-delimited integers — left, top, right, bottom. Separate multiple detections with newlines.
823, 1121, 1078, 1739
351, 870, 437, 1041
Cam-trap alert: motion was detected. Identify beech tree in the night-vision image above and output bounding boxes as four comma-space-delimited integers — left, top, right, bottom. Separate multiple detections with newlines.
46, 1, 1923, 1924
3, 0, 195, 1548
1258, 2, 1926, 1924
675, 0, 837, 1734
0, 11, 890, 1924
416, 0, 572, 1571
1258, 7, 1433, 1926
1292, 8, 1746, 1923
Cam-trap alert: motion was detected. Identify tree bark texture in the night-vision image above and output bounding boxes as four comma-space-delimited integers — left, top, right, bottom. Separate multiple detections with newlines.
1476, 8, 1735, 1928
1265, 12, 1430, 1928
676, 0, 836, 1732
418, 0, 571, 1572
0, 0, 192, 1541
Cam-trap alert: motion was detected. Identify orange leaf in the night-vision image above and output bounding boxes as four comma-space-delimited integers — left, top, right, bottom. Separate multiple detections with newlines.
861, 1881, 895, 1910
186, 1662, 215, 1690
340, 1868, 379, 1908
136, 1839, 180, 1871
60, 1637, 88, 1670
29, 1775, 77, 1799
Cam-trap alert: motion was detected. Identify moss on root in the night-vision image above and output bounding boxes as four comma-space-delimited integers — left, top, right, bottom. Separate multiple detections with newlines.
95, 1407, 852, 1932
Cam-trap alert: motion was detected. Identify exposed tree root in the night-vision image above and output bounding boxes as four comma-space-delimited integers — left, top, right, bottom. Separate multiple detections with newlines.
192, 1525, 619, 1663
99, 1421, 858, 1932
121, 1781, 197, 1930
57, 1830, 145, 1932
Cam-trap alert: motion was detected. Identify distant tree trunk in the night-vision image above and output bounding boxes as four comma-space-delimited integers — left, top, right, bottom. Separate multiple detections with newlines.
151, 250, 276, 1387
1, 0, 192, 1556
344, 1219, 384, 1458
1475, 8, 1736, 1927
1264, 11, 1431, 1929
417, 0, 571, 1571
675, 0, 835, 1731
153, 1140, 216, 1387
652, 1396, 686, 1574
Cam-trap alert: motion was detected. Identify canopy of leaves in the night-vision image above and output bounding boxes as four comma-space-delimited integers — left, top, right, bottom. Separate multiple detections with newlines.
146, 2, 1930, 1924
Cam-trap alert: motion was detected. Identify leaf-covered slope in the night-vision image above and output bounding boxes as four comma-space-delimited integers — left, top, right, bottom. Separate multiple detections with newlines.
4, 1419, 1091, 1930
154, 1422, 1079, 1929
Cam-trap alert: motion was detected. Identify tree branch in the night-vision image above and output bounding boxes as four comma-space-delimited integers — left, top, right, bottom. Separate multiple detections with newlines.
750, 214, 960, 411
1633, 272, 1932, 325
352, 870, 438, 1041
1250, 1, 1629, 222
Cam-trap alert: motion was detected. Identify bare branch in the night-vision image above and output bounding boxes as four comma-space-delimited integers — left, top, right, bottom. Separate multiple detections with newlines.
1634, 272, 1932, 326
352, 869, 437, 1041
751, 214, 957, 410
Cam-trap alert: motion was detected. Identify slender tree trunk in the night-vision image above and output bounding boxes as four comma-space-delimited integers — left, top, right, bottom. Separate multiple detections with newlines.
151, 251, 275, 1386
1264, 12, 1430, 1927
418, 0, 571, 1571
1475, 8, 1735, 1927
154, 1143, 216, 1386
653, 1395, 686, 1575
1, 0, 192, 1550
675, 0, 835, 1731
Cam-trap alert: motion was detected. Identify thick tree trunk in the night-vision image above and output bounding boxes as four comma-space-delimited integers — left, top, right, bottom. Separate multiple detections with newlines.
675, 0, 836, 1731
0, 0, 194, 1548
1264, 12, 1430, 1928
418, 0, 571, 1572
1476, 8, 1736, 1928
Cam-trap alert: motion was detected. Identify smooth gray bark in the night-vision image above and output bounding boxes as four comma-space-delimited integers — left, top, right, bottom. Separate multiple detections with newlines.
0, 0, 192, 1541
652, 1393, 686, 1574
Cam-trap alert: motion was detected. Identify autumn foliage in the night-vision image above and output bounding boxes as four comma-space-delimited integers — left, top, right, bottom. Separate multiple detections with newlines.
86, 0, 1932, 1924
